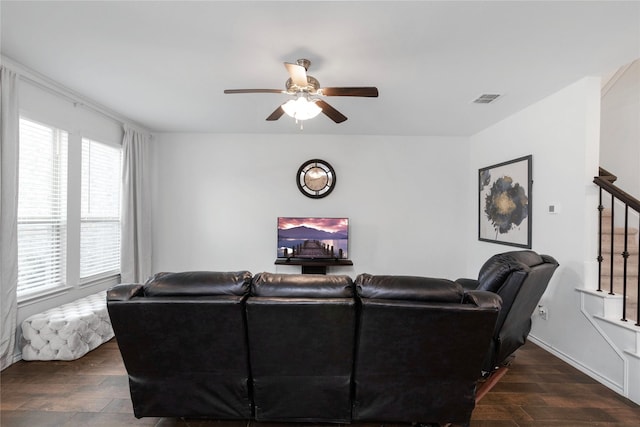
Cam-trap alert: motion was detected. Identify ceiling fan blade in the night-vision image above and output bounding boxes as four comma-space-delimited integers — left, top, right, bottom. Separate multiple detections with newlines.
321, 87, 379, 97
224, 89, 284, 94
266, 105, 285, 121
316, 100, 347, 123
284, 62, 308, 88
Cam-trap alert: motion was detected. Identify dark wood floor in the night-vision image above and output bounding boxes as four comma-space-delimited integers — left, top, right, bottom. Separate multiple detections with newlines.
1, 339, 639, 427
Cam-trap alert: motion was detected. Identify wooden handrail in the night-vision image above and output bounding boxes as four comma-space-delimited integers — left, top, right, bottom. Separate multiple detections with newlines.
594, 168, 640, 213
597, 167, 617, 183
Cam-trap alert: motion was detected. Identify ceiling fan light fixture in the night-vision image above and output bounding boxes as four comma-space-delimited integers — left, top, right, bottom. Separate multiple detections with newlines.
282, 97, 322, 121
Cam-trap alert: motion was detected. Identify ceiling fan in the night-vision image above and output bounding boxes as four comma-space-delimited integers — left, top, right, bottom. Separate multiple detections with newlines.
224, 59, 378, 124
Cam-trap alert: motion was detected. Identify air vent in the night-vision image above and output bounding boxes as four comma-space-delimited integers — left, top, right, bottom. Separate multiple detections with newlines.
473, 94, 501, 104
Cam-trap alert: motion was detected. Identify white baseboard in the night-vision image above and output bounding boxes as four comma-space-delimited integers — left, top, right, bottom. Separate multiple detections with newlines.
527, 334, 624, 395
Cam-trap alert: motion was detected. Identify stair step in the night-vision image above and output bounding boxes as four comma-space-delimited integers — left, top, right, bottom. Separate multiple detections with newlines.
599, 276, 639, 322
598, 210, 640, 323
600, 274, 640, 291
600, 225, 639, 236
600, 253, 640, 276
600, 235, 640, 254
600, 209, 639, 235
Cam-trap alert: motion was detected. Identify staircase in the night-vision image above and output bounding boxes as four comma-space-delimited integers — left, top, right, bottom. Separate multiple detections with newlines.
554, 169, 640, 405
573, 168, 640, 405
600, 208, 639, 323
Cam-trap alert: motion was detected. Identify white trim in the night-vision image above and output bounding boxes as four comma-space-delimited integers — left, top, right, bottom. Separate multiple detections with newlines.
17, 286, 74, 308
578, 289, 629, 396
1, 55, 151, 135
528, 334, 625, 396
601, 60, 635, 98
79, 273, 121, 288
593, 313, 640, 334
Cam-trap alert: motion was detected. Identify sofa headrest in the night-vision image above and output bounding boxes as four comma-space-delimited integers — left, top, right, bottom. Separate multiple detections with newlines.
251, 272, 354, 298
355, 274, 463, 303
144, 271, 252, 297
477, 250, 546, 293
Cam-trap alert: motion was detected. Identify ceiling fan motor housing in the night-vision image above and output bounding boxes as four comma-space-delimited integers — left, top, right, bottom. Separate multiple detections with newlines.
286, 75, 320, 94
296, 58, 311, 70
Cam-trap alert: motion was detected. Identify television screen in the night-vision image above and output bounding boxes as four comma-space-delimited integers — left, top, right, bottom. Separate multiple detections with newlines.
277, 217, 349, 259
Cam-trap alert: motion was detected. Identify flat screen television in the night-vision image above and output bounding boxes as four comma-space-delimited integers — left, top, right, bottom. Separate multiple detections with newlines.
277, 217, 349, 260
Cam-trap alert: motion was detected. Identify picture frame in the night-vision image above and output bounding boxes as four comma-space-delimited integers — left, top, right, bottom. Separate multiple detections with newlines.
478, 155, 532, 248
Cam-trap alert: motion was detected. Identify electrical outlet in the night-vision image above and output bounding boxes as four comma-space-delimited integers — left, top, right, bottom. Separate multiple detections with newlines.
538, 305, 548, 320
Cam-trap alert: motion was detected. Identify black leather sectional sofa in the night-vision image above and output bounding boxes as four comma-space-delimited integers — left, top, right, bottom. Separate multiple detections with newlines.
106, 250, 558, 426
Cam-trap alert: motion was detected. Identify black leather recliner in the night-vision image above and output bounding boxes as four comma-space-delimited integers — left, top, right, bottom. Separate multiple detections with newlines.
456, 250, 559, 380
245, 272, 356, 423
352, 274, 502, 426
106, 271, 253, 419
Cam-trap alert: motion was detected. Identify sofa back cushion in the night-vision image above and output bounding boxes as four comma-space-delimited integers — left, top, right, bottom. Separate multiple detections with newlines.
144, 270, 251, 297
251, 272, 353, 298
355, 273, 463, 303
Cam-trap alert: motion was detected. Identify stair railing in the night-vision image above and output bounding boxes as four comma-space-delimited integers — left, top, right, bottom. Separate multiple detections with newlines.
594, 167, 640, 326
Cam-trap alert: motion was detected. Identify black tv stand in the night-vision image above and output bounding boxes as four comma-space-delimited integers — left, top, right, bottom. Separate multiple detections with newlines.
274, 258, 353, 275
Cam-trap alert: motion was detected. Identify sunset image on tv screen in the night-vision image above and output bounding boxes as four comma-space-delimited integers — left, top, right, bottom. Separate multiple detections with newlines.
277, 217, 348, 259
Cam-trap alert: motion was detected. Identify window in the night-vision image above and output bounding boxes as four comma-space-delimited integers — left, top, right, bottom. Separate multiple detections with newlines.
80, 138, 122, 280
17, 116, 123, 301
17, 118, 68, 298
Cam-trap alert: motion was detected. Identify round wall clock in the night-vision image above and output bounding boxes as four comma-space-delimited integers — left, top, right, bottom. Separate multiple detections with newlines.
296, 159, 336, 199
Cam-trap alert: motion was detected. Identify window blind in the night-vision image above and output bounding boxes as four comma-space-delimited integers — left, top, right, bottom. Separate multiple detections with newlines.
17, 118, 68, 298
80, 138, 122, 280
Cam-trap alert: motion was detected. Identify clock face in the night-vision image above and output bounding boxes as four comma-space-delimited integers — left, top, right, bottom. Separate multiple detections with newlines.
297, 159, 336, 198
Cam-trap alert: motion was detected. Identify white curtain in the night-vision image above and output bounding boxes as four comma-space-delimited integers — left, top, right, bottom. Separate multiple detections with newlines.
0, 66, 19, 370
121, 125, 152, 284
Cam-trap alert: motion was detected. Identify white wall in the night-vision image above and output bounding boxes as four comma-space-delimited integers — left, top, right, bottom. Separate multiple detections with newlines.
466, 77, 626, 383
151, 133, 469, 279
600, 59, 640, 198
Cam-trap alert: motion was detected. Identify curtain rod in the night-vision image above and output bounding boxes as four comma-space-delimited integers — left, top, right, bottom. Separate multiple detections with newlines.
1, 55, 152, 135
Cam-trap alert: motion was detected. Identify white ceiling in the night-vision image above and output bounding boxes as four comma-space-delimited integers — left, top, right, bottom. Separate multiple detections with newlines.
1, 1, 639, 136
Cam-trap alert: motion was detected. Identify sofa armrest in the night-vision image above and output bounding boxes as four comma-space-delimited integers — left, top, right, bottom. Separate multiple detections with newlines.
464, 289, 502, 311
455, 278, 479, 291
107, 284, 144, 301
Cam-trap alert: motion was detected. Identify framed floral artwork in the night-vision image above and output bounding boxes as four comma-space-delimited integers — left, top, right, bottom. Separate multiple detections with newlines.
478, 155, 532, 248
